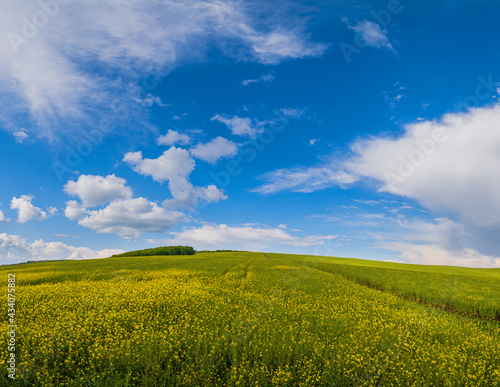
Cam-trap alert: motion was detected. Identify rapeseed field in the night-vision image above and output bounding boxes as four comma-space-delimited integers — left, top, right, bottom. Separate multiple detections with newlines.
1, 252, 498, 386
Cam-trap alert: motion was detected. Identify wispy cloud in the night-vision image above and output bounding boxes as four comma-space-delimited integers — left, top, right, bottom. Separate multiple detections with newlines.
347, 20, 395, 52
383, 81, 406, 108
13, 129, 29, 143
241, 71, 275, 86
0, 0, 326, 142
252, 167, 356, 194
0, 208, 9, 223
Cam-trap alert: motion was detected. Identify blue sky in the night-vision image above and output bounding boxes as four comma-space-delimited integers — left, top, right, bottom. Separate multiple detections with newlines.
1, 0, 500, 267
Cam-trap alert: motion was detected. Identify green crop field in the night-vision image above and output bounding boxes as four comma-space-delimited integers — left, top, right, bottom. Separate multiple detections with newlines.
1, 252, 499, 386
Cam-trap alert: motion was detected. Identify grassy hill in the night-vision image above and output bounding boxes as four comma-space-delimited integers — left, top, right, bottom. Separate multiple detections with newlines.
1, 252, 499, 386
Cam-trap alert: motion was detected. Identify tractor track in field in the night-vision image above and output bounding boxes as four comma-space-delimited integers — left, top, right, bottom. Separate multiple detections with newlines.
218, 259, 256, 280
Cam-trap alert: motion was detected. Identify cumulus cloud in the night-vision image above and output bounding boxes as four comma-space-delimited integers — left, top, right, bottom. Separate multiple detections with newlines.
77, 198, 186, 238
64, 174, 133, 207
253, 103, 500, 266
123, 147, 227, 210
158, 223, 338, 249
241, 71, 275, 86
64, 200, 87, 221
123, 147, 194, 183
347, 20, 395, 51
10, 195, 52, 223
0, 232, 124, 262
0, 0, 325, 141
189, 137, 238, 164
157, 130, 191, 146
255, 104, 500, 229
344, 105, 500, 229
62, 173, 187, 238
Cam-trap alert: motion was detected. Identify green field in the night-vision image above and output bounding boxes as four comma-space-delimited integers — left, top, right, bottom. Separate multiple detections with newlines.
1, 252, 499, 386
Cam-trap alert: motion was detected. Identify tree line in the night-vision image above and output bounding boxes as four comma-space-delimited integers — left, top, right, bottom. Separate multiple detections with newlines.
112, 246, 195, 257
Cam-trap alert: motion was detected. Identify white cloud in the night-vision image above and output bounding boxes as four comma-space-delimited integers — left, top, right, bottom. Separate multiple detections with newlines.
13, 129, 29, 143
253, 103, 500, 267
384, 82, 406, 108
211, 114, 263, 138
211, 108, 305, 138
159, 223, 337, 249
64, 174, 133, 207
157, 130, 191, 146
123, 147, 227, 210
0, 0, 325, 141
255, 104, 500, 230
196, 185, 228, 203
123, 147, 194, 183
252, 167, 357, 194
139, 94, 169, 107
0, 232, 124, 262
0, 208, 9, 223
345, 105, 500, 229
279, 107, 307, 118
241, 71, 275, 86
10, 195, 52, 223
247, 29, 326, 64
64, 200, 87, 221
76, 198, 186, 238
63, 174, 188, 238
190, 137, 238, 164
347, 20, 395, 51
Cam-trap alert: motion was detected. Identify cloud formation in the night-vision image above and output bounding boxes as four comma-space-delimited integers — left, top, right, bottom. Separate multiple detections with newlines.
123, 147, 195, 184
189, 137, 238, 164
0, 232, 123, 262
252, 167, 357, 194
157, 130, 191, 146
123, 147, 227, 210
63, 174, 186, 238
253, 103, 500, 266
10, 195, 53, 223
241, 72, 275, 86
158, 223, 338, 249
347, 20, 395, 51
0, 208, 8, 223
76, 198, 186, 238
64, 174, 133, 207
0, 0, 326, 141
13, 129, 29, 143
211, 114, 263, 138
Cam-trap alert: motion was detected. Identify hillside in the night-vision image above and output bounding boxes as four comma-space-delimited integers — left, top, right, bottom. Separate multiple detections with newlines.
1, 252, 498, 386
